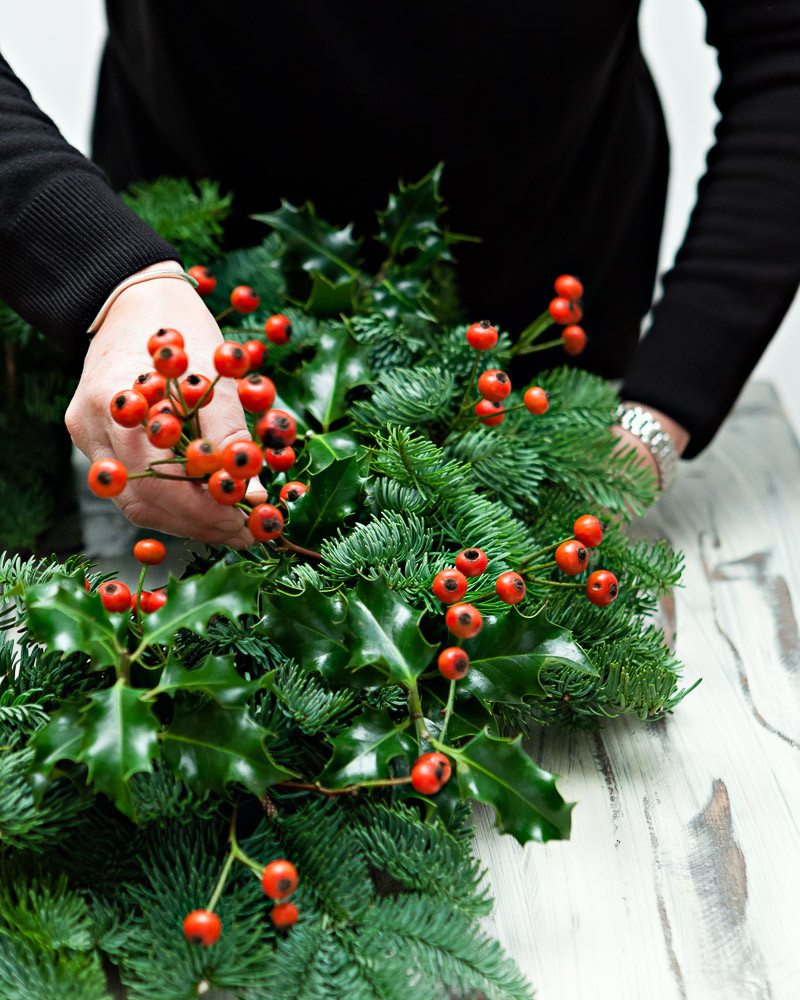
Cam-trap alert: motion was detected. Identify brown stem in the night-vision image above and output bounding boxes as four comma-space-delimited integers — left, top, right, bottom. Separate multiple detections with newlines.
275, 777, 412, 797
272, 534, 323, 562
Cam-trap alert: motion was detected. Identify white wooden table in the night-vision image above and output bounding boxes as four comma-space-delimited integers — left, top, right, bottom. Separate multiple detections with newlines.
475, 381, 800, 999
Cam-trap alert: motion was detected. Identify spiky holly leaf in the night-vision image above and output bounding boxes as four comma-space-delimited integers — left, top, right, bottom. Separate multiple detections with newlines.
75, 680, 160, 821
306, 430, 361, 472
421, 683, 497, 741
369, 276, 435, 322
297, 325, 370, 431
461, 609, 595, 710
27, 702, 85, 798
132, 561, 259, 660
317, 707, 414, 788
345, 577, 437, 686
146, 652, 265, 708
305, 272, 359, 316
286, 455, 366, 547
376, 164, 445, 256
24, 578, 121, 671
254, 200, 362, 284
451, 729, 573, 845
161, 699, 293, 797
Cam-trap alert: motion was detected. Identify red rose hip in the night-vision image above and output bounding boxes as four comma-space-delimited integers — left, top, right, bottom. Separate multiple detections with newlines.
411, 752, 452, 795
133, 371, 167, 406
573, 514, 605, 548
265, 447, 296, 473
188, 265, 216, 297
152, 345, 188, 379
248, 504, 284, 541
147, 327, 184, 356
110, 389, 148, 428
98, 580, 131, 613
261, 860, 298, 900
222, 440, 263, 479
455, 548, 488, 578
465, 319, 499, 350
475, 400, 504, 426
432, 568, 468, 604
495, 571, 526, 604
438, 646, 470, 680
183, 910, 221, 947
555, 539, 589, 575
523, 387, 550, 415
280, 481, 307, 503
264, 314, 292, 345
562, 325, 587, 356
88, 459, 127, 498
554, 274, 584, 301
213, 341, 250, 378
256, 410, 297, 449
586, 570, 619, 607
230, 285, 260, 314
133, 539, 166, 565
208, 470, 247, 505
445, 603, 483, 638
270, 902, 299, 928
477, 369, 511, 402
237, 373, 276, 414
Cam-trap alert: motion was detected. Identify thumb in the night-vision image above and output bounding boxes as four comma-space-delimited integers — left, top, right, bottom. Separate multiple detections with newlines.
199, 380, 269, 507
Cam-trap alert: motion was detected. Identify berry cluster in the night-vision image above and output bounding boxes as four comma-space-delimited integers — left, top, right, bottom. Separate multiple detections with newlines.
89, 538, 169, 616
88, 315, 308, 547
513, 274, 588, 358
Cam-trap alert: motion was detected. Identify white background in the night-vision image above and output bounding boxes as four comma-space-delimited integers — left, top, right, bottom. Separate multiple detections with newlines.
1, 0, 798, 438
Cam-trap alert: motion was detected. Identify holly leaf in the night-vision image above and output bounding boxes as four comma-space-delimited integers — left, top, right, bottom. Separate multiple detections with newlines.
297, 325, 370, 431
161, 699, 293, 797
253, 200, 362, 284
27, 702, 85, 797
271, 386, 311, 438
461, 608, 595, 710
25, 578, 121, 670
305, 272, 359, 317
421, 682, 497, 741
133, 561, 259, 659
306, 430, 361, 472
376, 164, 445, 256
287, 455, 365, 547
345, 577, 437, 685
370, 276, 435, 322
75, 680, 161, 821
146, 651, 265, 708
317, 707, 414, 788
451, 729, 573, 845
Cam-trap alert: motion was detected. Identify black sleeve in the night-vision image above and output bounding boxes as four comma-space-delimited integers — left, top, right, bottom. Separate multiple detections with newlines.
0, 49, 181, 357
620, 0, 800, 458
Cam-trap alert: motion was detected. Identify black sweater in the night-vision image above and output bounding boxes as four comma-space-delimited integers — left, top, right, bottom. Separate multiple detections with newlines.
2, 1, 800, 458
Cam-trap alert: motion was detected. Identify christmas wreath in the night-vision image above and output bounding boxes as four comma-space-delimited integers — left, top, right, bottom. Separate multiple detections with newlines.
0, 168, 694, 999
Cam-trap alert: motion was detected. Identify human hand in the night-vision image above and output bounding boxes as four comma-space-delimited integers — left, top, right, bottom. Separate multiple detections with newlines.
611, 401, 690, 491
65, 263, 267, 548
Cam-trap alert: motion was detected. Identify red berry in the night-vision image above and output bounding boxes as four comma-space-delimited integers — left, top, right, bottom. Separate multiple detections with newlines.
185, 439, 223, 477
264, 314, 292, 345
455, 548, 488, 578
243, 339, 266, 370
445, 603, 483, 639
432, 568, 468, 604
586, 570, 619, 607
213, 341, 250, 378
523, 387, 550, 415
465, 319, 499, 351
248, 504, 284, 542
148, 400, 178, 422
554, 274, 584, 301
132, 371, 167, 406
573, 514, 605, 549
411, 752, 452, 795
143, 589, 168, 613
270, 902, 299, 929
183, 910, 221, 947
548, 297, 582, 325
98, 580, 131, 613
555, 539, 589, 575
256, 410, 297, 449
208, 470, 247, 505
280, 481, 307, 504
230, 285, 260, 314
147, 414, 182, 449
261, 860, 298, 900
179, 373, 214, 410
475, 400, 504, 426
133, 538, 166, 565
265, 447, 296, 473
110, 389, 148, 428
222, 440, 263, 479
495, 571, 526, 604
477, 369, 511, 402
147, 327, 184, 356
88, 459, 127, 498
84, 578, 91, 592
130, 591, 152, 614
188, 265, 216, 297
153, 345, 189, 379
237, 373, 276, 414
438, 647, 469, 681
562, 325, 587, 356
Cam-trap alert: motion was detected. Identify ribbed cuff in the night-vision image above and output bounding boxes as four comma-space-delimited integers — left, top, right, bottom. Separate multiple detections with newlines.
0, 170, 182, 359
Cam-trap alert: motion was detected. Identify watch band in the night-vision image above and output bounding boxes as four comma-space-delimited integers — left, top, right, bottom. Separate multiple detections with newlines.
616, 403, 679, 492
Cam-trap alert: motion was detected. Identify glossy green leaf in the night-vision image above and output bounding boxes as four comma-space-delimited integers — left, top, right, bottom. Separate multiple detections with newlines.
297, 325, 370, 431
133, 561, 259, 659
346, 577, 436, 686
461, 608, 595, 709
451, 729, 572, 845
76, 680, 160, 820
271, 386, 311, 437
287, 455, 365, 547
258, 583, 350, 682
161, 699, 293, 797
369, 276, 435, 322
27, 702, 85, 797
25, 578, 121, 670
376, 164, 445, 256
421, 682, 497, 741
306, 430, 361, 472
317, 707, 414, 788
305, 272, 359, 316
253, 200, 362, 284
146, 651, 265, 708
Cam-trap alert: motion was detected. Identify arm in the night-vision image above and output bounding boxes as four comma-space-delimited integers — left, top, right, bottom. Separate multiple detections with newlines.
621, 0, 800, 458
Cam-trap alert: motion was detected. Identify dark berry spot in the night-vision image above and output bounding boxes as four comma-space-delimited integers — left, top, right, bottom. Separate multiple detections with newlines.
247, 374, 262, 384
234, 452, 248, 467
159, 347, 173, 359
105, 584, 118, 594
261, 517, 281, 533
497, 372, 508, 383
262, 431, 283, 448
577, 547, 587, 561
97, 471, 112, 485
609, 583, 618, 596
189, 934, 204, 946
199, 442, 212, 454
457, 612, 471, 625
284, 323, 292, 337
286, 489, 299, 501
114, 395, 126, 409
232, 347, 245, 360
221, 478, 235, 494
454, 656, 468, 676
277, 877, 291, 893
150, 421, 162, 433
444, 578, 458, 592
464, 549, 479, 560
156, 328, 168, 337
545, 392, 552, 401
591, 581, 601, 591
136, 373, 148, 384
272, 447, 286, 456
513, 578, 524, 591
276, 417, 290, 430
187, 374, 202, 385
433, 761, 445, 780
202, 267, 212, 277
479, 319, 491, 327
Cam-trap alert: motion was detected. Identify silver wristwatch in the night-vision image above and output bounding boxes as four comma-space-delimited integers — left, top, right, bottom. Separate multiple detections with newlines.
616, 403, 679, 493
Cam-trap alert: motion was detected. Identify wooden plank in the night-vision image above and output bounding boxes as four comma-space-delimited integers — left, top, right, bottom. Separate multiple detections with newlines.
474, 381, 800, 1000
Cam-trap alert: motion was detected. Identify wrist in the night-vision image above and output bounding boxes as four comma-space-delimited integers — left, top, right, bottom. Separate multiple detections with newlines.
89, 261, 194, 334
616, 401, 690, 493
620, 401, 690, 457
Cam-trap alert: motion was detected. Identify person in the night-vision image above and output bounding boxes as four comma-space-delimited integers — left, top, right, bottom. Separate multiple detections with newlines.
1, 1, 798, 546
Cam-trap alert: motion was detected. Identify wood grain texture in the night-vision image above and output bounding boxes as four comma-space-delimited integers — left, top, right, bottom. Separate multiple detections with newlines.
474, 381, 800, 999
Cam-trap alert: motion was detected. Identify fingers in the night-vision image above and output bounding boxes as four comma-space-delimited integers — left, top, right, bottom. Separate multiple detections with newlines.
199, 378, 269, 508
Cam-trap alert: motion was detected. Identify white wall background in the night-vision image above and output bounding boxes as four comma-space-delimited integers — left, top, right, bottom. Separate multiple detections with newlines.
1, 0, 798, 439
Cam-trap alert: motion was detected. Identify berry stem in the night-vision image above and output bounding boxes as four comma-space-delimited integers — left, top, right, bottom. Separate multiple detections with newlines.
275, 776, 413, 797
134, 564, 147, 626
511, 309, 553, 354
523, 577, 584, 588
518, 541, 559, 568
514, 337, 565, 356
131, 471, 207, 482
148, 457, 187, 467
185, 374, 222, 419
207, 806, 240, 912
271, 534, 323, 563
441, 355, 480, 443
439, 680, 457, 745
407, 680, 433, 749
215, 306, 234, 323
